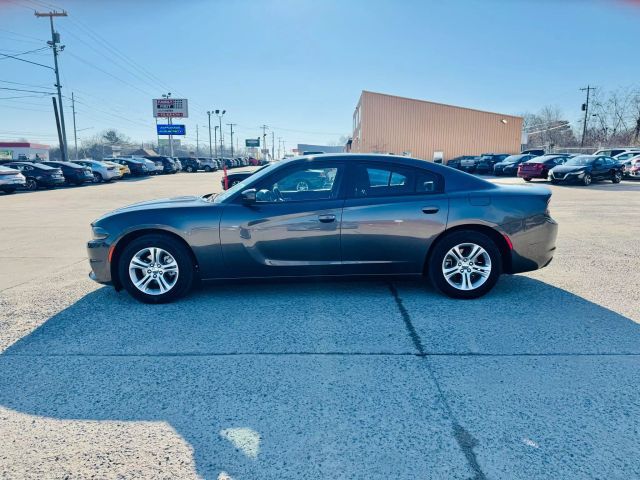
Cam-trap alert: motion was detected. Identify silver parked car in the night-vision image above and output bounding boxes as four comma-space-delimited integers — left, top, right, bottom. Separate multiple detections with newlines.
87, 153, 558, 304
74, 159, 122, 183
0, 165, 26, 194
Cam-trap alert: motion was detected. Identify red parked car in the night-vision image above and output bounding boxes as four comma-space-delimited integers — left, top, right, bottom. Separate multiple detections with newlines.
518, 154, 571, 182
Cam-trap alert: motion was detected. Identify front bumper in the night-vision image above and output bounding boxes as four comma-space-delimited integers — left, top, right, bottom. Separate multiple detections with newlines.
87, 239, 113, 284
550, 171, 585, 183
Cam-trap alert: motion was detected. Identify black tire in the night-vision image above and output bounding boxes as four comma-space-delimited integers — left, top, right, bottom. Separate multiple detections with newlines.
118, 234, 195, 304
427, 230, 502, 299
186, 166, 194, 173
204, 166, 212, 172
582, 173, 592, 186
550, 179, 559, 185
25, 178, 38, 191
612, 171, 622, 183
93, 172, 103, 183
523, 177, 531, 182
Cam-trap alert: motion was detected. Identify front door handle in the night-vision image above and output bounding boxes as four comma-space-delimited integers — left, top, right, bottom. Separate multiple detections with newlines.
318, 214, 336, 223
422, 207, 440, 214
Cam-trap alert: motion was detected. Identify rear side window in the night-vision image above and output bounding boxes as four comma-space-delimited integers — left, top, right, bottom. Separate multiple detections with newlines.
352, 163, 443, 197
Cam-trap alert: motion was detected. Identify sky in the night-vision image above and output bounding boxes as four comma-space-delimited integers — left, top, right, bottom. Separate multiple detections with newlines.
0, 0, 639, 152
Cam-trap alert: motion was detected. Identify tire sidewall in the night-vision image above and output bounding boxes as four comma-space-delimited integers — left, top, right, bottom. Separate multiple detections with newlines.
118, 234, 194, 303
428, 230, 502, 299
583, 174, 592, 186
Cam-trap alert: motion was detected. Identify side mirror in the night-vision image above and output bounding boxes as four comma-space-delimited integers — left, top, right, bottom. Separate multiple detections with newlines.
241, 188, 257, 204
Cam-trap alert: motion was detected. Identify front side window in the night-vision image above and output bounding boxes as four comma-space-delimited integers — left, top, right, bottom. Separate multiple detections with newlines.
255, 164, 341, 202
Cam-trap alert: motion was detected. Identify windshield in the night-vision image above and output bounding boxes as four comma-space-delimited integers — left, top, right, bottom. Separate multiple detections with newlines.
212, 163, 282, 203
565, 155, 595, 166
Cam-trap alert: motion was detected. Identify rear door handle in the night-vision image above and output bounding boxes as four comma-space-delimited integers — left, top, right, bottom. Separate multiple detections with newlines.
422, 207, 440, 214
318, 214, 336, 223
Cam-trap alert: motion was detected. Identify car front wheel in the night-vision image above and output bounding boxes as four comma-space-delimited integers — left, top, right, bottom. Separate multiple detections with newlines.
93, 172, 103, 183
25, 178, 38, 191
428, 230, 502, 299
582, 173, 592, 186
119, 234, 195, 303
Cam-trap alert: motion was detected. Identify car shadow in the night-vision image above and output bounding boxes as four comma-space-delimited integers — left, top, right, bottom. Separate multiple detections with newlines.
0, 276, 639, 478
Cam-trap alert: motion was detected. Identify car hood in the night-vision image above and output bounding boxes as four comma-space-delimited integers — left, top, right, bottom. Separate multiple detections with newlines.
551, 165, 587, 174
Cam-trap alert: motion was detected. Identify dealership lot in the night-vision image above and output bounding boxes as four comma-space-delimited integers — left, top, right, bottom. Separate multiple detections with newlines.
1, 172, 639, 479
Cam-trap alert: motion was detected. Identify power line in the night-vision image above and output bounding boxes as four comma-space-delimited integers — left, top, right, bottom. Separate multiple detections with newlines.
0, 86, 55, 94
0, 79, 54, 89
0, 51, 53, 69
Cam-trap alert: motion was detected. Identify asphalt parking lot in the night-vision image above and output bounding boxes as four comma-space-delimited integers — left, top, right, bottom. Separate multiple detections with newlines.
1, 172, 639, 479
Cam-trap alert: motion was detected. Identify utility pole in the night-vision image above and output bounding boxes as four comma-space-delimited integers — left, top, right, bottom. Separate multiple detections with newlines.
71, 92, 78, 160
36, 10, 68, 162
207, 112, 213, 158
227, 123, 236, 157
277, 136, 282, 159
271, 131, 275, 160
196, 124, 200, 156
51, 97, 64, 159
261, 125, 268, 161
580, 85, 596, 147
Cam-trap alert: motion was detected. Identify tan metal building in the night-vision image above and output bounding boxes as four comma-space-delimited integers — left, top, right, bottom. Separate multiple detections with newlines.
349, 91, 523, 162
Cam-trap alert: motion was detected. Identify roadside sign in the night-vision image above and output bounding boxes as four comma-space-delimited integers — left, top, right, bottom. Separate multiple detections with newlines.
157, 124, 186, 135
153, 98, 189, 118
245, 138, 260, 147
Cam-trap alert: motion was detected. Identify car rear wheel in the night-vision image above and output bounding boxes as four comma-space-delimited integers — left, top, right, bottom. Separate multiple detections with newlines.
428, 230, 502, 299
25, 178, 38, 191
523, 177, 531, 182
119, 234, 194, 304
186, 166, 194, 173
204, 166, 212, 172
582, 174, 592, 186
612, 171, 622, 183
92, 172, 103, 183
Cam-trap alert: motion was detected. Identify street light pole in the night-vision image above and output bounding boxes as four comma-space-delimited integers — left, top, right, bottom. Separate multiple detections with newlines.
215, 109, 227, 189
207, 111, 213, 158
214, 126, 218, 158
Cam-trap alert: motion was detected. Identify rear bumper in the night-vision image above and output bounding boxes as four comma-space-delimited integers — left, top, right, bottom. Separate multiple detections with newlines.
38, 176, 65, 186
87, 239, 112, 284
504, 215, 558, 274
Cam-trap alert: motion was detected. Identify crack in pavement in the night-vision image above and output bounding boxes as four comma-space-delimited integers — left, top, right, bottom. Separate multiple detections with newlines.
388, 282, 487, 480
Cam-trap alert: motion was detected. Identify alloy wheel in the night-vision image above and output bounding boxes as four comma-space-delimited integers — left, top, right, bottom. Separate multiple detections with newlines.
25, 179, 37, 191
128, 247, 179, 295
583, 174, 592, 186
442, 243, 492, 291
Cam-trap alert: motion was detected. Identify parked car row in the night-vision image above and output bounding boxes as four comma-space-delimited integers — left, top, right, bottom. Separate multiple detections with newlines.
446, 148, 640, 186
0, 155, 266, 194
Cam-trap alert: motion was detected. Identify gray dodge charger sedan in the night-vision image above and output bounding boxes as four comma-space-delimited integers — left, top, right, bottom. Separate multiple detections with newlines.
87, 154, 558, 303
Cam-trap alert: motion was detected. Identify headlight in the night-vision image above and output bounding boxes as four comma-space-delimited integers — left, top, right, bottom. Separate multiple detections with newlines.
92, 226, 109, 240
